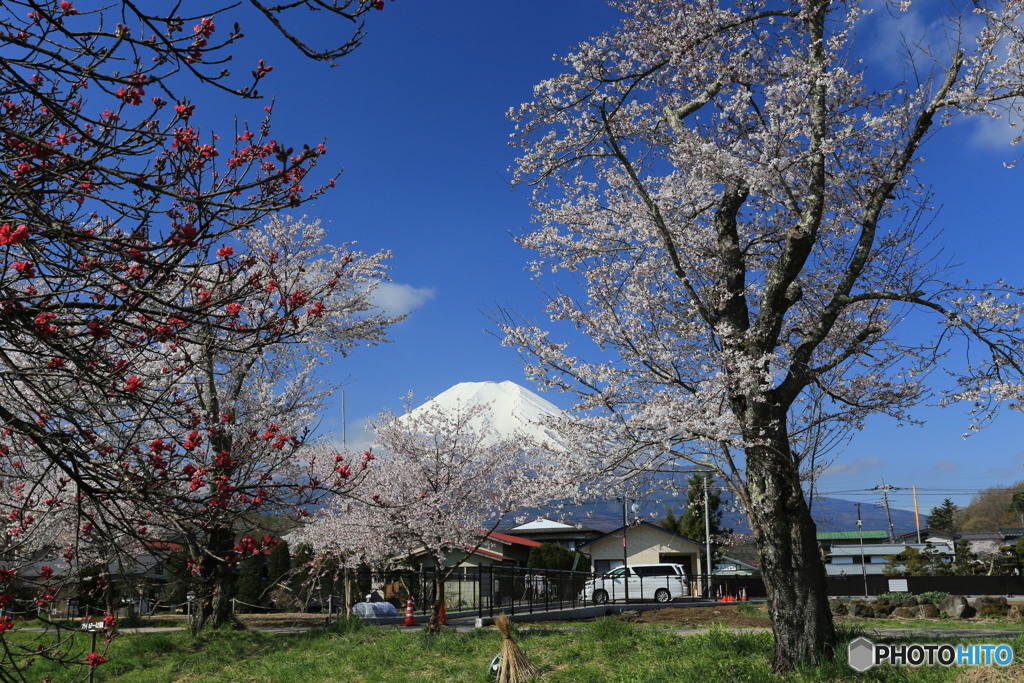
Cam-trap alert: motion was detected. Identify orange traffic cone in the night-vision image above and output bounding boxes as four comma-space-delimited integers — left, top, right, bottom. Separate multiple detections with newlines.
403, 596, 415, 628
740, 588, 748, 601
438, 600, 448, 626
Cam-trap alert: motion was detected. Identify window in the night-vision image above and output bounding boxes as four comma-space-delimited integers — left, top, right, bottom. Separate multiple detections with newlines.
634, 566, 676, 577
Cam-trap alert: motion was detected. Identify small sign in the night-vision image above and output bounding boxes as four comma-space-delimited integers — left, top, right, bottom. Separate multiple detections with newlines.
887, 579, 908, 593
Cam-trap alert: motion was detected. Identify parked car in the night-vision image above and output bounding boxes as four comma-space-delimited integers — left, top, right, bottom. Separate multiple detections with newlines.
582, 563, 690, 604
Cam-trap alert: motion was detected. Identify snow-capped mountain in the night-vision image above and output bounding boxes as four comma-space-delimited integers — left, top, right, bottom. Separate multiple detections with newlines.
405, 380, 565, 449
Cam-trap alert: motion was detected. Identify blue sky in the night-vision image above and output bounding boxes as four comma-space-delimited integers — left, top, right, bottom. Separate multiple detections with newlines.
207, 2, 1024, 514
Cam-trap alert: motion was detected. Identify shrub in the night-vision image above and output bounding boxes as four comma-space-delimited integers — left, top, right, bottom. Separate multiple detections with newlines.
874, 592, 910, 602
916, 591, 949, 604
733, 601, 759, 616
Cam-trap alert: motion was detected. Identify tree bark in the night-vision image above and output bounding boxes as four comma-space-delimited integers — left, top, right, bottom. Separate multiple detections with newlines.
744, 427, 836, 673
188, 524, 237, 634
426, 568, 445, 633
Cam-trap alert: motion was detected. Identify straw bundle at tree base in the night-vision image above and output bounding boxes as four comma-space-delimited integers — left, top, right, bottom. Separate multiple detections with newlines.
495, 613, 538, 682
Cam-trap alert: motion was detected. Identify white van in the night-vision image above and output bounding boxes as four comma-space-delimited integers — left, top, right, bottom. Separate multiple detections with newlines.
582, 563, 690, 604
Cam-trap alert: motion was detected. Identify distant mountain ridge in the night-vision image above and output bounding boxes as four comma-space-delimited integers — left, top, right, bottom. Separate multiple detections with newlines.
416, 382, 920, 537
509, 495, 919, 538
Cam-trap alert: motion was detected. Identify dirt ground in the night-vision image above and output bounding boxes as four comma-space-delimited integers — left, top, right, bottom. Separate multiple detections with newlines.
591, 604, 773, 628
235, 612, 331, 629
623, 605, 772, 627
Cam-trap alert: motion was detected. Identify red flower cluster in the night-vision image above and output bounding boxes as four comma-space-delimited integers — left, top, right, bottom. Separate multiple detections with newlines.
12, 261, 35, 277
84, 652, 107, 669
0, 223, 29, 245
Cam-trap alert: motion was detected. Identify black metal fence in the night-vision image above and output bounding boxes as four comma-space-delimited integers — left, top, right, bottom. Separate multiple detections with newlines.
325, 567, 771, 619
474, 568, 772, 618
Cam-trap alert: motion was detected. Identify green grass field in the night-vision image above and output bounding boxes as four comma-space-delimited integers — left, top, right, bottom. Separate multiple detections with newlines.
8, 618, 1024, 682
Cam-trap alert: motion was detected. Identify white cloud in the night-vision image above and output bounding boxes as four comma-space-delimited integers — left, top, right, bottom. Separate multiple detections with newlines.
931, 460, 959, 473
371, 282, 436, 316
967, 107, 1024, 150
826, 456, 884, 477
329, 416, 376, 454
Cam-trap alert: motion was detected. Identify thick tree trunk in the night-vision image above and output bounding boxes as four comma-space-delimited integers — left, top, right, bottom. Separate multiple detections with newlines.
745, 428, 836, 673
188, 525, 237, 634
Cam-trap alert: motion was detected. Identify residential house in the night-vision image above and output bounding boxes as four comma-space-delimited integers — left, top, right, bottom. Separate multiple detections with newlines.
408, 531, 542, 570
713, 555, 758, 576
894, 528, 957, 552
999, 528, 1024, 545
499, 517, 601, 553
405, 531, 543, 613
816, 530, 890, 557
824, 542, 953, 576
577, 521, 704, 578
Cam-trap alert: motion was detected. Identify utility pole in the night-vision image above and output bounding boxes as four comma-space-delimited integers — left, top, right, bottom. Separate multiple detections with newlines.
856, 503, 867, 597
705, 474, 713, 600
621, 497, 628, 604
875, 480, 897, 542
912, 485, 921, 544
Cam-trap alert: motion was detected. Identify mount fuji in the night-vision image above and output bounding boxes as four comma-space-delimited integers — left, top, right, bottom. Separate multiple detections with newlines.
405, 380, 566, 449
410, 382, 917, 536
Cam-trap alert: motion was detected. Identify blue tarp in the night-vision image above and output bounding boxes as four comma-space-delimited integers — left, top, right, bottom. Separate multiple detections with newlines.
352, 601, 399, 619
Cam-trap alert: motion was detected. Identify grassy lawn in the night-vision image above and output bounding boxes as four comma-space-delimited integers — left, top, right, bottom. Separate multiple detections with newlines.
839, 617, 1024, 632
8, 618, 1024, 682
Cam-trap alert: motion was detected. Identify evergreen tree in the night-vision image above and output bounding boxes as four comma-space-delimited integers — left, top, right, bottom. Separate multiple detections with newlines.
267, 539, 292, 590
526, 543, 577, 571
659, 507, 685, 536
1011, 493, 1024, 526
291, 543, 315, 610
234, 554, 268, 612
927, 499, 961, 534
661, 476, 731, 559
951, 543, 981, 577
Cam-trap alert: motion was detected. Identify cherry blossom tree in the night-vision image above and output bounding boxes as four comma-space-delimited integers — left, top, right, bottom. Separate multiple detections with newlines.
296, 399, 571, 632
0, 0, 397, 669
4, 215, 395, 640
0, 0, 392, 504
504, 0, 1024, 671
100, 216, 396, 632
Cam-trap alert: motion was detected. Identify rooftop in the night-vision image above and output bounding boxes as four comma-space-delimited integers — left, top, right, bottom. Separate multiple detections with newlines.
828, 543, 953, 557
507, 517, 578, 531
817, 530, 889, 541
